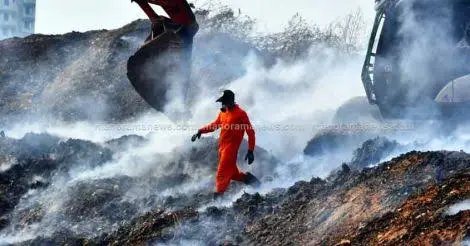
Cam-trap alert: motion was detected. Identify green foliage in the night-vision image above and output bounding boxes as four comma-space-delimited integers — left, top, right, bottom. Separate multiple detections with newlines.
195, 4, 255, 40
195, 2, 368, 60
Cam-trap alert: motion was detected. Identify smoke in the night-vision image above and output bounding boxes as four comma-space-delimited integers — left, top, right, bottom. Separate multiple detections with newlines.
446, 199, 470, 216
0, 25, 370, 244
374, 0, 470, 117
398, 0, 455, 100
182, 47, 366, 160
4, 112, 167, 142
98, 3, 470, 244
3, 3, 470, 244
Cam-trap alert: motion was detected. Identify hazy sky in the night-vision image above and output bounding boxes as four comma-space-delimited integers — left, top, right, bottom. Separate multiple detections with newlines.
35, 0, 375, 34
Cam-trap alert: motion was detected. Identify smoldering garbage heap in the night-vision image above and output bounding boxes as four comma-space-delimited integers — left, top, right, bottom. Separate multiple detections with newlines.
0, 133, 113, 223
0, 132, 279, 244
1, 132, 468, 245
0, 5, 365, 126
0, 16, 266, 125
243, 151, 470, 245
90, 151, 470, 246
0, 7, 469, 246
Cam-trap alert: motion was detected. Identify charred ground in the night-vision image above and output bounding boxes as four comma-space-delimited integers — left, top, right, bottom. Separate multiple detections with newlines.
1, 131, 468, 245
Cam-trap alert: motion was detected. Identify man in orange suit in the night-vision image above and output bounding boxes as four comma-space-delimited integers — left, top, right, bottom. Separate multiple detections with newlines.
192, 90, 260, 197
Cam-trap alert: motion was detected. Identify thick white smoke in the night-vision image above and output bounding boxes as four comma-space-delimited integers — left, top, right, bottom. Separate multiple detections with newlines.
204, 48, 365, 158
3, 3, 470, 244
0, 33, 369, 244
446, 199, 470, 216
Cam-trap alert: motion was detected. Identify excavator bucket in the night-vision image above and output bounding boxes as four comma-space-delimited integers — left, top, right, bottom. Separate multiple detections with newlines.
127, 27, 190, 112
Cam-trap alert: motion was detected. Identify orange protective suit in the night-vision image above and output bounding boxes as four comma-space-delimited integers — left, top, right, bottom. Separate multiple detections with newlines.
199, 104, 255, 193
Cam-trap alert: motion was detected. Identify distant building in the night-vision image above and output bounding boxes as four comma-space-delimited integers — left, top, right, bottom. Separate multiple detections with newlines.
0, 0, 35, 40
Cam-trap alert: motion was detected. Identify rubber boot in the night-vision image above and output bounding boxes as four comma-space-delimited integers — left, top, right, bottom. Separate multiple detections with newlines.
244, 172, 261, 188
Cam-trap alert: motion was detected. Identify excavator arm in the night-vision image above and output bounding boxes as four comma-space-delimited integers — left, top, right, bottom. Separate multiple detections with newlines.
132, 0, 160, 22
361, 8, 385, 105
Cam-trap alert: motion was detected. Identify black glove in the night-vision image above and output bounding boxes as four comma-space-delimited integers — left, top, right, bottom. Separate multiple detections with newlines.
191, 130, 202, 142
245, 150, 254, 165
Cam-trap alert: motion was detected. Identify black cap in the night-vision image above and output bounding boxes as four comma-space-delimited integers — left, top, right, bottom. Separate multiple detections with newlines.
216, 90, 235, 103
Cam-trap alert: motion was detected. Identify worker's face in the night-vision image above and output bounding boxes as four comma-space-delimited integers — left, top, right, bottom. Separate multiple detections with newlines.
220, 101, 234, 112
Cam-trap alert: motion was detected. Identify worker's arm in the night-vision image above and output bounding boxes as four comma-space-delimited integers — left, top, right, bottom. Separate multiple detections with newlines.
192, 114, 221, 142
241, 112, 255, 151
199, 113, 222, 134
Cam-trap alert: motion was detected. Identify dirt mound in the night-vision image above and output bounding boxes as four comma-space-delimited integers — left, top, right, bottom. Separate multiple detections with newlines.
25, 150, 467, 245
0, 17, 267, 125
0, 134, 112, 222
243, 151, 470, 245
344, 172, 470, 245
349, 136, 403, 169
0, 21, 150, 123
0, 132, 280, 243
303, 130, 376, 158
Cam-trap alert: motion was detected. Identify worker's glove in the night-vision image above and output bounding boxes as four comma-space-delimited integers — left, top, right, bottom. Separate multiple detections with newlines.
191, 130, 202, 142
245, 150, 254, 165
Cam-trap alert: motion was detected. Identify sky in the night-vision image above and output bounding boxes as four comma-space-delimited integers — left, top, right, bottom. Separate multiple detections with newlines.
35, 0, 376, 34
